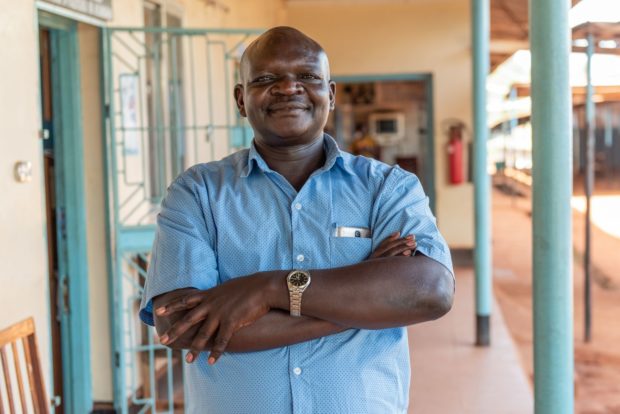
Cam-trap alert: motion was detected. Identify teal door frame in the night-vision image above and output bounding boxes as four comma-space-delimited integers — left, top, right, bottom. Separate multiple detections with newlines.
331, 73, 436, 212
38, 11, 93, 413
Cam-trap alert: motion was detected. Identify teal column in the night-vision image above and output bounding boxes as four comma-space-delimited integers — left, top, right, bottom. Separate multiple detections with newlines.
583, 31, 595, 342
530, 0, 574, 413
472, 0, 492, 346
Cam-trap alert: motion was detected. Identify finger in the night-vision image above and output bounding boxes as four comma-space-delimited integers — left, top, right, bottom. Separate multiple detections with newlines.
160, 307, 207, 345
369, 232, 402, 258
382, 242, 417, 257
382, 231, 401, 246
186, 318, 219, 364
155, 293, 202, 316
208, 324, 235, 365
371, 237, 414, 258
381, 241, 416, 257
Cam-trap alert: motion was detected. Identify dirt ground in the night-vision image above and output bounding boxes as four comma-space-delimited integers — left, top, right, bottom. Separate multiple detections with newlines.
492, 184, 620, 414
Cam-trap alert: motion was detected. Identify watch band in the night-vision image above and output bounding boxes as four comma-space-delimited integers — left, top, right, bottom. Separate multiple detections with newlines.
289, 289, 303, 317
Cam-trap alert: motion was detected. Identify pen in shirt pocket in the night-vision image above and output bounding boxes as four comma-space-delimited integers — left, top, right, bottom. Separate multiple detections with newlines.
334, 226, 371, 238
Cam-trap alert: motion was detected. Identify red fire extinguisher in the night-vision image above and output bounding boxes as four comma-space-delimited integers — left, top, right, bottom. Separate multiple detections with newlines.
446, 121, 465, 185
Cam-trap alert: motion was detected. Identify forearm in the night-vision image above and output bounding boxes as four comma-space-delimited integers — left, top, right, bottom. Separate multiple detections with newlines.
270, 255, 454, 329
154, 297, 346, 352
226, 310, 346, 352
152, 254, 453, 355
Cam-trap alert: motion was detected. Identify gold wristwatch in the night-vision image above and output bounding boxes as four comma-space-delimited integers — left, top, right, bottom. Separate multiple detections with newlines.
286, 270, 311, 317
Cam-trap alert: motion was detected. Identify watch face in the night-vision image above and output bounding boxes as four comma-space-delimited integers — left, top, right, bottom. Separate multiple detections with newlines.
289, 271, 309, 287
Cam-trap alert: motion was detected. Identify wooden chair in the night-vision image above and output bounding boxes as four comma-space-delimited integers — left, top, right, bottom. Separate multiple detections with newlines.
0, 318, 49, 414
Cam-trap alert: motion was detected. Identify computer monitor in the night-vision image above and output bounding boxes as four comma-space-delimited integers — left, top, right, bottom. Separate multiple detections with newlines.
369, 112, 406, 145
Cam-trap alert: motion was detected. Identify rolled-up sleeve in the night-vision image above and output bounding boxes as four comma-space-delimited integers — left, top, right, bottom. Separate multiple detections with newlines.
371, 166, 453, 275
139, 174, 219, 326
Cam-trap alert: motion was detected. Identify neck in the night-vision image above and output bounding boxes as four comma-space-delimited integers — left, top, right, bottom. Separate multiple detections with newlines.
254, 135, 326, 191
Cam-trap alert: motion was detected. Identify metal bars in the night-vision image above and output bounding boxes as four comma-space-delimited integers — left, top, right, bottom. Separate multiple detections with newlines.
102, 26, 262, 414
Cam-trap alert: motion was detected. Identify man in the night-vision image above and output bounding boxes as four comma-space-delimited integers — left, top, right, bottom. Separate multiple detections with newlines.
139, 26, 454, 414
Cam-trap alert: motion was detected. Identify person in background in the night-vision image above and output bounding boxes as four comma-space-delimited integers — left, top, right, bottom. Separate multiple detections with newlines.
351, 122, 381, 159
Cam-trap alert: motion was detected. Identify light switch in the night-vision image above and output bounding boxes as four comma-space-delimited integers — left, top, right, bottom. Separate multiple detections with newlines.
14, 161, 33, 183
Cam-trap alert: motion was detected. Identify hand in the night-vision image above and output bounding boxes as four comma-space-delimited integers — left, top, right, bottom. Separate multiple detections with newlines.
369, 232, 416, 259
155, 273, 278, 364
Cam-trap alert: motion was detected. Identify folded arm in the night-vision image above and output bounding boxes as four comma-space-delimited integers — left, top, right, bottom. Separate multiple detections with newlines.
153, 233, 423, 356
155, 249, 453, 363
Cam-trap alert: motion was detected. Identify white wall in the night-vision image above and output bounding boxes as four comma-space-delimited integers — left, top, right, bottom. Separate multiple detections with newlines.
286, 0, 475, 248
0, 0, 53, 396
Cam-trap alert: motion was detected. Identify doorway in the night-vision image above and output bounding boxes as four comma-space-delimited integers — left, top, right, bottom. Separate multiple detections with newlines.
39, 26, 63, 413
38, 12, 93, 413
329, 74, 436, 212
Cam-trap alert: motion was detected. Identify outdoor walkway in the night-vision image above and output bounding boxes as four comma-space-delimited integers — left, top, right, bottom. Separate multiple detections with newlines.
408, 267, 533, 414
493, 186, 620, 413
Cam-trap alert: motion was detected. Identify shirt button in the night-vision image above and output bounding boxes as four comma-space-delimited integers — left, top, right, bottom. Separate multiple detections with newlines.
296, 254, 305, 262
294, 203, 302, 210
293, 367, 302, 375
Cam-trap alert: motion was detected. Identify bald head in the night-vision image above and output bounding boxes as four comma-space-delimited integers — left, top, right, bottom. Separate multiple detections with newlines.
233, 26, 336, 146
239, 26, 330, 83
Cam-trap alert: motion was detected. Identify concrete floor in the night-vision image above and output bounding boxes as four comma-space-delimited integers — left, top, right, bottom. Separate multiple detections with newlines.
408, 267, 533, 414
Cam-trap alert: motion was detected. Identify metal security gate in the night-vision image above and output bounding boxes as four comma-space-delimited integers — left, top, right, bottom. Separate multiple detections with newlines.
102, 26, 262, 414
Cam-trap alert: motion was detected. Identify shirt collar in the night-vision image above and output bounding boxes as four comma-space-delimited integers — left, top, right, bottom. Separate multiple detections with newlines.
240, 133, 354, 178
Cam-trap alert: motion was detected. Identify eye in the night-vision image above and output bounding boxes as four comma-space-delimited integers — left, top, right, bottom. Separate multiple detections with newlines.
299, 73, 321, 81
252, 75, 276, 83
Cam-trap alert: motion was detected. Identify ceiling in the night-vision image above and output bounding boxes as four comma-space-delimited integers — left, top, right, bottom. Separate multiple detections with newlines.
490, 0, 529, 70
289, 0, 603, 70
490, 0, 587, 70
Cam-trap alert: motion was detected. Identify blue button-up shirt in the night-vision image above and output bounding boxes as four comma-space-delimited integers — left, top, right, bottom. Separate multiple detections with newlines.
140, 134, 452, 414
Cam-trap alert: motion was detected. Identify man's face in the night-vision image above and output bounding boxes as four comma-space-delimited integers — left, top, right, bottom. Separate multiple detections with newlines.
235, 43, 335, 147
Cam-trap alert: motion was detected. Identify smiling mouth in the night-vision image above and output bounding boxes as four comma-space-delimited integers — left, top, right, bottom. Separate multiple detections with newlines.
267, 103, 310, 114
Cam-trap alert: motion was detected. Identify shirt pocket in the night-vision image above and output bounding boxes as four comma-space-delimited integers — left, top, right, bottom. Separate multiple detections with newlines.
329, 236, 373, 268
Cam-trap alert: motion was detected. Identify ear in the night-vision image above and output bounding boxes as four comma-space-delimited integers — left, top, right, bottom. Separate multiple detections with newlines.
234, 84, 247, 117
328, 80, 336, 111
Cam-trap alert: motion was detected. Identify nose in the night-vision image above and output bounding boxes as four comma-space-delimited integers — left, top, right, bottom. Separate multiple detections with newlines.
272, 76, 302, 96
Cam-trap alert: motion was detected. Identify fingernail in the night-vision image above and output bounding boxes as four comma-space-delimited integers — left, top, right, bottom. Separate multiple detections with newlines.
404, 250, 412, 256
392, 231, 400, 237
186, 353, 194, 363
406, 235, 414, 240
208, 357, 216, 365
160, 335, 169, 344
406, 241, 415, 246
